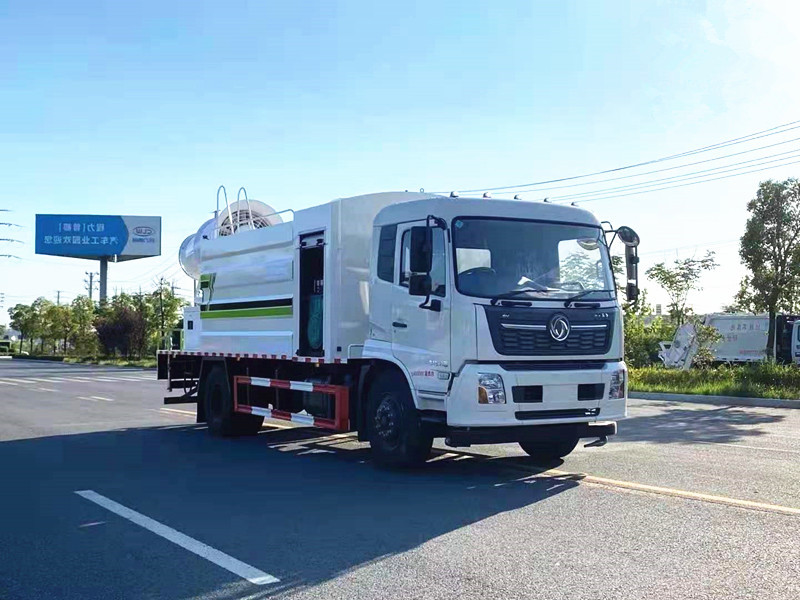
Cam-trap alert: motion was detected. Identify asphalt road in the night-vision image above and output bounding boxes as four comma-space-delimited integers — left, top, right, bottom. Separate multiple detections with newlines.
1, 359, 799, 599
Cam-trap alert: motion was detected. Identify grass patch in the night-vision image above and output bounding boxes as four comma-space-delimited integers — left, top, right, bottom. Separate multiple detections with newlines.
63, 356, 157, 368
630, 364, 800, 400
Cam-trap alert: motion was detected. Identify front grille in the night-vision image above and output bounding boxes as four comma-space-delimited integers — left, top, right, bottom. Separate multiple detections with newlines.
515, 407, 600, 420
500, 327, 609, 355
512, 385, 543, 403
483, 305, 615, 356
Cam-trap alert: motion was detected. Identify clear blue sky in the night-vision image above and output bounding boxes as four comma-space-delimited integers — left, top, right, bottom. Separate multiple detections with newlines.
2, 0, 799, 322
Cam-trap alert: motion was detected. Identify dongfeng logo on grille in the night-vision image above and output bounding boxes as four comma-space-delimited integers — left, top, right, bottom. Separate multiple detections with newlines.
548, 314, 571, 341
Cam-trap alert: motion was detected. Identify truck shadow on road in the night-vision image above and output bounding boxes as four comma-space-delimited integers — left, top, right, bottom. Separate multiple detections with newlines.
0, 424, 576, 599
619, 402, 786, 444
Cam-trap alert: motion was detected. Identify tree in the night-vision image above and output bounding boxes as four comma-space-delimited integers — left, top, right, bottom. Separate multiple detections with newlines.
724, 273, 800, 315
8, 303, 36, 352
70, 295, 97, 355
95, 304, 146, 358
645, 251, 718, 326
29, 297, 53, 354
740, 178, 800, 358
45, 304, 74, 354
148, 279, 186, 352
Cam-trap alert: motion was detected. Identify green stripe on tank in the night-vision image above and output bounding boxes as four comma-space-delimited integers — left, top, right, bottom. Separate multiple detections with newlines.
199, 306, 293, 319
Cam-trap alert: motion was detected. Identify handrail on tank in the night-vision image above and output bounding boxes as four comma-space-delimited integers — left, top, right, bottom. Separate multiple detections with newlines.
237, 186, 254, 232
216, 185, 234, 238
210, 185, 296, 236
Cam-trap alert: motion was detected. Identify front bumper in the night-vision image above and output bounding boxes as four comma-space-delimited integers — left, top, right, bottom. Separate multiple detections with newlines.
446, 361, 627, 427
445, 421, 617, 447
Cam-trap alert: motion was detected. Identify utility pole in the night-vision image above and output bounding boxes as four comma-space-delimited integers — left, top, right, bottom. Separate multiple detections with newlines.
159, 278, 165, 350
99, 257, 108, 303
84, 271, 98, 301
55, 290, 63, 305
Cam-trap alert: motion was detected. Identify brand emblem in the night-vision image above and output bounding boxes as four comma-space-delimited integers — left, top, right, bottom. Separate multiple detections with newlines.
548, 314, 571, 342
133, 226, 154, 236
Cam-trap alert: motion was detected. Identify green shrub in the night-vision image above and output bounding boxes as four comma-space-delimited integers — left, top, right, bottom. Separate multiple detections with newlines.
630, 363, 800, 399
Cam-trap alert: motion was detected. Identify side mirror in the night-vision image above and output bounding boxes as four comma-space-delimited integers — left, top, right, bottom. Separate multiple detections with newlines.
617, 226, 640, 248
409, 226, 433, 273
408, 273, 432, 297
625, 245, 639, 303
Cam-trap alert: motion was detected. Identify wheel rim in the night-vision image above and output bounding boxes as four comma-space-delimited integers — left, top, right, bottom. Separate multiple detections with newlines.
374, 393, 401, 447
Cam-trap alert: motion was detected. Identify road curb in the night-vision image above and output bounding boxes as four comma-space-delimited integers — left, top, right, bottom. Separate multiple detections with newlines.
632, 391, 799, 410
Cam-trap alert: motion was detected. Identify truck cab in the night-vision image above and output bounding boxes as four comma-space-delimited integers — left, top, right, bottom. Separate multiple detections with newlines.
362, 197, 638, 463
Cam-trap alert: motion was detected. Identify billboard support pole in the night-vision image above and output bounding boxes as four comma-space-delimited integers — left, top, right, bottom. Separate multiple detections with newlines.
99, 257, 108, 303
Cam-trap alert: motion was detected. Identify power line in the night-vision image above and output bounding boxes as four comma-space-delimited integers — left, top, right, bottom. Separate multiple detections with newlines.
565, 157, 800, 205
492, 136, 800, 195
449, 118, 800, 193
549, 151, 800, 202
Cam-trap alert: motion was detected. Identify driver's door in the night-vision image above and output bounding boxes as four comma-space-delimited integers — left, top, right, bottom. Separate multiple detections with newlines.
391, 223, 451, 395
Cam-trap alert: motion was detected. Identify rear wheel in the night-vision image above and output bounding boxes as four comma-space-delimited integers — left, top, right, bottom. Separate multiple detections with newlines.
203, 365, 264, 436
519, 427, 580, 463
367, 370, 432, 467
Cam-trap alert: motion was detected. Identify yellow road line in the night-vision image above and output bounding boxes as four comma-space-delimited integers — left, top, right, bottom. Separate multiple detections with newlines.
695, 441, 800, 455
541, 468, 800, 516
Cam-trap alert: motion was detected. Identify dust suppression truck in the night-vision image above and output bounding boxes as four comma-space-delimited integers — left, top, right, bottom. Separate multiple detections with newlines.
158, 190, 641, 466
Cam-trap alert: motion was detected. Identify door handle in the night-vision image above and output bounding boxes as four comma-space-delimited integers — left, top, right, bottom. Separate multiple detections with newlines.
392, 321, 408, 329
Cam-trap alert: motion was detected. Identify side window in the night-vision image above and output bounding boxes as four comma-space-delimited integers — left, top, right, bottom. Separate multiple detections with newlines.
377, 225, 397, 283
400, 228, 446, 297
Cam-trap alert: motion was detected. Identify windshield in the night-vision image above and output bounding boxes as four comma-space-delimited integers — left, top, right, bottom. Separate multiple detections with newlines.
452, 217, 614, 300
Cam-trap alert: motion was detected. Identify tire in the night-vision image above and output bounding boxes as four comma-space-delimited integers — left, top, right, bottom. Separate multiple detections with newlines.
203, 365, 264, 437
367, 370, 433, 467
519, 428, 580, 463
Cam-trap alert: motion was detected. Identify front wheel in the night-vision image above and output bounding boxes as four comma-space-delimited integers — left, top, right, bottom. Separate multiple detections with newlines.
367, 370, 432, 468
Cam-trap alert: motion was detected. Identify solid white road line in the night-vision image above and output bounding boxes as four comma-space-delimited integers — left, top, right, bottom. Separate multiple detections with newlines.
35, 387, 58, 392
77, 396, 100, 402
0, 380, 20, 386
91, 396, 114, 402
74, 490, 279, 585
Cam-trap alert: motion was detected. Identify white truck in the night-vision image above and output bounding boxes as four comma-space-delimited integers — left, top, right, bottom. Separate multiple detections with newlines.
658, 313, 800, 369
158, 190, 641, 466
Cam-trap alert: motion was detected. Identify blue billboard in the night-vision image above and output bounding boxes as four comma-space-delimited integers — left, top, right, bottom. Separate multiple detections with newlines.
35, 214, 161, 261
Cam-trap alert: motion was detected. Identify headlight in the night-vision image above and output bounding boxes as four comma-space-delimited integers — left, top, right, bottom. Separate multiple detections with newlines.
609, 368, 626, 399
478, 373, 506, 404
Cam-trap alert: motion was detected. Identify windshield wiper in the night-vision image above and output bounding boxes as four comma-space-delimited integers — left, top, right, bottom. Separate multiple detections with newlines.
490, 286, 549, 305
563, 289, 614, 308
